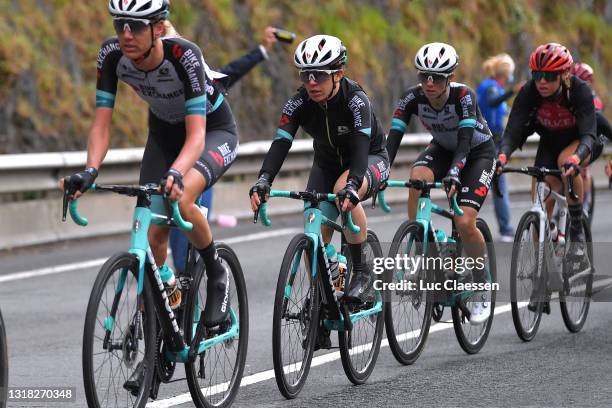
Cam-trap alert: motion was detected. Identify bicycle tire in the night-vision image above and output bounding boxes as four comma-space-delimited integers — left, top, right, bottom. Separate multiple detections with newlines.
339, 230, 385, 384
510, 212, 544, 342
0, 309, 7, 408
586, 176, 595, 227
452, 218, 497, 354
560, 217, 593, 333
83, 252, 157, 408
272, 234, 320, 399
185, 243, 249, 408
385, 220, 433, 365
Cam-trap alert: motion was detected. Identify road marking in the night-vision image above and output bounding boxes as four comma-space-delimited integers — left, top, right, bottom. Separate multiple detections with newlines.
0, 228, 302, 283
148, 277, 612, 407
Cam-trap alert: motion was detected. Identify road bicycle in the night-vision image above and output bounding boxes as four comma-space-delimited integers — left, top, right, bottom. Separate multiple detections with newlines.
62, 183, 248, 408
503, 166, 594, 341
377, 179, 497, 362
255, 190, 385, 399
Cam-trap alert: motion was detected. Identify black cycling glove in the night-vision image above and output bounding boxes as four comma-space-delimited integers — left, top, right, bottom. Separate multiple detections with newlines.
66, 167, 98, 194
161, 168, 184, 192
338, 178, 361, 207
249, 173, 272, 200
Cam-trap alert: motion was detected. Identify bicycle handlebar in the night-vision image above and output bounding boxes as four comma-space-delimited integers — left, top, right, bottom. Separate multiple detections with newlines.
61, 183, 193, 231
502, 166, 578, 200
254, 190, 360, 233
376, 180, 464, 216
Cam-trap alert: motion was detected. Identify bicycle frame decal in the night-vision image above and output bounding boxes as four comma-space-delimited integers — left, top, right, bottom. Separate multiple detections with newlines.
147, 250, 181, 335
128, 206, 152, 295
303, 208, 322, 279
415, 196, 433, 249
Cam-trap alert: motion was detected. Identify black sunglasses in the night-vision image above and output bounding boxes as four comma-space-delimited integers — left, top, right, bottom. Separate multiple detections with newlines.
298, 69, 338, 84
531, 71, 560, 82
113, 18, 152, 35
417, 71, 450, 85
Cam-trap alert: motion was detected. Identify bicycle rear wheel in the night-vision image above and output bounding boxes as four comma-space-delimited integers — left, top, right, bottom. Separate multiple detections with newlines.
185, 243, 248, 408
83, 252, 156, 408
385, 220, 432, 365
339, 230, 385, 384
0, 309, 7, 408
272, 234, 319, 399
452, 219, 497, 354
560, 218, 593, 333
510, 212, 543, 342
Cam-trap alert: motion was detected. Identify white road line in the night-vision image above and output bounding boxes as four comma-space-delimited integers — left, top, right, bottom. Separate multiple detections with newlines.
148, 276, 612, 407
0, 228, 302, 283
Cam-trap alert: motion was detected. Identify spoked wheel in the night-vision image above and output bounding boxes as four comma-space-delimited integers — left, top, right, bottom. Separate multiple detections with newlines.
510, 212, 543, 342
583, 175, 595, 227
385, 220, 432, 365
0, 309, 7, 408
83, 252, 156, 408
560, 218, 593, 333
339, 230, 385, 384
272, 234, 319, 399
185, 243, 248, 408
452, 219, 497, 354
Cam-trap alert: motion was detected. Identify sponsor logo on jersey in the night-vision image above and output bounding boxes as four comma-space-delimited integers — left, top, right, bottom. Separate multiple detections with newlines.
282, 97, 304, 116
348, 94, 366, 128
178, 48, 203, 93
279, 114, 290, 127
536, 101, 576, 130
172, 43, 184, 59
461, 186, 469, 193
474, 186, 488, 197
459, 93, 473, 117
97, 41, 121, 69
338, 125, 350, 135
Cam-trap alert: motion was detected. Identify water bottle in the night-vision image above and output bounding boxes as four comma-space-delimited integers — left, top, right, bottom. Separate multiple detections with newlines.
159, 264, 182, 310
336, 253, 347, 293
325, 244, 340, 283
435, 229, 448, 243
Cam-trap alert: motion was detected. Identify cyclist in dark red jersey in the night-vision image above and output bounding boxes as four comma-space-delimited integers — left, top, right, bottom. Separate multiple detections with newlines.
498, 43, 596, 262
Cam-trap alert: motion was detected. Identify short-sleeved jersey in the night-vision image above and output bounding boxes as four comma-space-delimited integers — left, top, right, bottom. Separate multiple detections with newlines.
96, 36, 225, 124
390, 83, 492, 152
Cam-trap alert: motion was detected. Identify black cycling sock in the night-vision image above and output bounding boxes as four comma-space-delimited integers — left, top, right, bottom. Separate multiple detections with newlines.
348, 242, 365, 268
198, 241, 224, 278
568, 203, 583, 229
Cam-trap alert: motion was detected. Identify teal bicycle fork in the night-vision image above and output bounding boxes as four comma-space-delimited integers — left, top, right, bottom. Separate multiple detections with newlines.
104, 203, 239, 365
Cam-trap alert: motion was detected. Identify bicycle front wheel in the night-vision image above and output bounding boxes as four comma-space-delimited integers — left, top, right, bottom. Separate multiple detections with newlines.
384, 220, 432, 365
272, 234, 319, 399
0, 309, 7, 408
339, 230, 385, 384
452, 218, 497, 354
83, 252, 156, 408
560, 218, 593, 333
510, 212, 543, 342
185, 243, 249, 408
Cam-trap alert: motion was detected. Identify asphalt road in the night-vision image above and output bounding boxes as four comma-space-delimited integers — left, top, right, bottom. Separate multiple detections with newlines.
1, 191, 611, 407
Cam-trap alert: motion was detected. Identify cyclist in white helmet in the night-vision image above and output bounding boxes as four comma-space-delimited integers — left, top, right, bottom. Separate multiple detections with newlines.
62, 0, 236, 333
249, 34, 389, 322
386, 42, 496, 324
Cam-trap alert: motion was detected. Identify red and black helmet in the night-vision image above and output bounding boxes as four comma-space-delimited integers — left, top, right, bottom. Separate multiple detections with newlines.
529, 43, 573, 72
571, 62, 594, 84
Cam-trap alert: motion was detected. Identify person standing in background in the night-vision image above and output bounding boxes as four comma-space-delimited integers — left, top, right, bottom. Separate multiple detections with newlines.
170, 26, 284, 274
476, 54, 525, 242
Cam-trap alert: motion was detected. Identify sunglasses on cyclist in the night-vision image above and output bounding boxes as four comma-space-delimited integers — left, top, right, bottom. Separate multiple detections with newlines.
417, 71, 451, 85
298, 69, 339, 84
113, 17, 152, 35
531, 70, 561, 82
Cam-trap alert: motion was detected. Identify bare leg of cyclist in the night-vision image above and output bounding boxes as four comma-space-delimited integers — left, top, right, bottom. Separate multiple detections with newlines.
333, 171, 371, 303
407, 166, 434, 219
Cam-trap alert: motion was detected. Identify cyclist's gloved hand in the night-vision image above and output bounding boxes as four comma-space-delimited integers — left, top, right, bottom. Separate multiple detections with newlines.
160, 168, 184, 200
249, 173, 271, 211
496, 153, 508, 175
64, 167, 98, 197
337, 178, 361, 212
442, 166, 461, 198
562, 155, 581, 178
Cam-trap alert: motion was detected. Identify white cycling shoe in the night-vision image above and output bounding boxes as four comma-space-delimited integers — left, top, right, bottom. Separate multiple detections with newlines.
468, 291, 491, 325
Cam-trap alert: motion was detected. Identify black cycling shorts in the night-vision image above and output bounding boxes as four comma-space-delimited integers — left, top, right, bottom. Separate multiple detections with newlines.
412, 140, 496, 210
305, 152, 390, 220
534, 133, 601, 171
139, 101, 238, 188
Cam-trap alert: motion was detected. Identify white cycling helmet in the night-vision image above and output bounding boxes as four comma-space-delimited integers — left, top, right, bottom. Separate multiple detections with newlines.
108, 0, 170, 20
414, 42, 458, 74
294, 35, 347, 70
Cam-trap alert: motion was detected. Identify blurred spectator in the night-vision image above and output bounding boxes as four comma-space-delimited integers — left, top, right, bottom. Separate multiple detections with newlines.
476, 54, 525, 242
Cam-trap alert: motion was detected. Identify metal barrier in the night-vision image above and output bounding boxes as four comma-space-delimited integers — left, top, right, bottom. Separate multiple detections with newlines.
0, 134, 608, 250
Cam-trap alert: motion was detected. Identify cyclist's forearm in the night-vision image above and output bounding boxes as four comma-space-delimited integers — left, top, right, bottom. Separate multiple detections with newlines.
386, 128, 404, 167
86, 108, 113, 169
259, 139, 291, 183
173, 117, 206, 175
